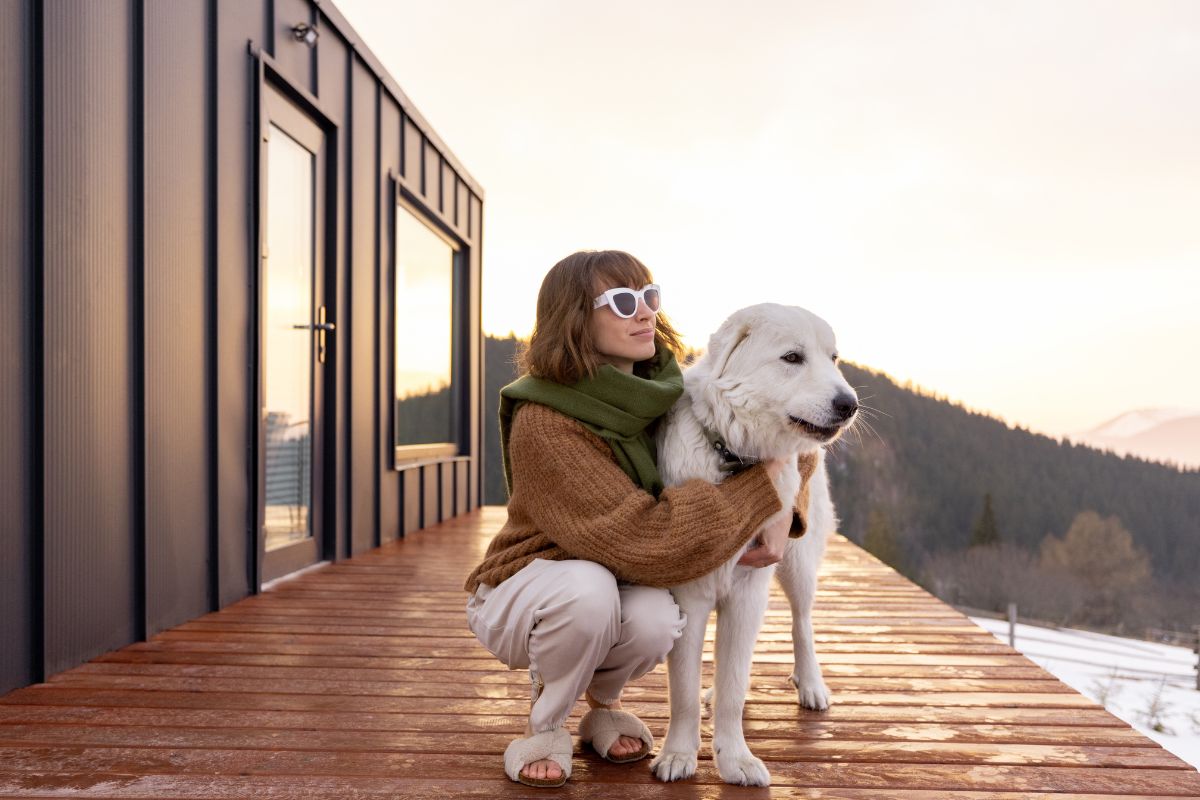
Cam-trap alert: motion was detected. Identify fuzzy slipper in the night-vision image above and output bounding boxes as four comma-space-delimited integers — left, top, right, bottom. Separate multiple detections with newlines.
578, 707, 654, 764
503, 727, 572, 788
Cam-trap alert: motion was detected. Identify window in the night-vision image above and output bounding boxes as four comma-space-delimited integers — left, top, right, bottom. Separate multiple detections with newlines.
393, 200, 461, 464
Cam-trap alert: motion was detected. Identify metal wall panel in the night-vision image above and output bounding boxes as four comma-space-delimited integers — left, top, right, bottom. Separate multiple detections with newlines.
315, 19, 349, 559
422, 141, 441, 213
440, 461, 454, 521
0, 0, 35, 695
378, 98, 401, 542
144, 0, 211, 636
456, 459, 468, 516
402, 117, 421, 188
401, 468, 420, 536
42, 0, 137, 674
215, 0, 266, 605
270, 0, 314, 94
440, 161, 454, 218
422, 464, 439, 529
468, 194, 484, 510
0, 0, 484, 695
348, 61, 378, 555
455, 176, 468, 235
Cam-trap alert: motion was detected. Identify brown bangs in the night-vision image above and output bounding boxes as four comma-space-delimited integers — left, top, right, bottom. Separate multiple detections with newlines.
517, 250, 684, 385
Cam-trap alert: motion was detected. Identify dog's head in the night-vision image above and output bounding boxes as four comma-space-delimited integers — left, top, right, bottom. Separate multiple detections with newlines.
690, 303, 858, 455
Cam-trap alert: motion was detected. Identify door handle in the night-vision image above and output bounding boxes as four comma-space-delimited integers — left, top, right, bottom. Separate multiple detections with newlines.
295, 306, 333, 364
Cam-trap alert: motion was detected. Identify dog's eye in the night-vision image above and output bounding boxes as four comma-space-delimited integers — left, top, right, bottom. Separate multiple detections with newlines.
832, 353, 839, 363
781, 351, 804, 365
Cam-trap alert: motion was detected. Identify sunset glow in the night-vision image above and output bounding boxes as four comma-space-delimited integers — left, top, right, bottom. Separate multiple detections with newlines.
336, 0, 1200, 439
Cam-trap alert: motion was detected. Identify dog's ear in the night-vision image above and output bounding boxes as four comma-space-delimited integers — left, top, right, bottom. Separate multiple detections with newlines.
708, 321, 751, 380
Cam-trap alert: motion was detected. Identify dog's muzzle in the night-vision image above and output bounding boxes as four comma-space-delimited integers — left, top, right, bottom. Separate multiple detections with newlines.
788, 415, 842, 440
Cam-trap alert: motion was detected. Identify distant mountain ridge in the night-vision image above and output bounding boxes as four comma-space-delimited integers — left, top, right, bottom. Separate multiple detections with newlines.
1068, 408, 1200, 469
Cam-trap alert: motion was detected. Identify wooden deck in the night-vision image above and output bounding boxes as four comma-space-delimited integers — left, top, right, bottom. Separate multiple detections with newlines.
1, 506, 1197, 799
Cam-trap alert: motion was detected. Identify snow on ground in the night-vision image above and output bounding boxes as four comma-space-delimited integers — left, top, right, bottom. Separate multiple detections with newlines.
968, 615, 1200, 769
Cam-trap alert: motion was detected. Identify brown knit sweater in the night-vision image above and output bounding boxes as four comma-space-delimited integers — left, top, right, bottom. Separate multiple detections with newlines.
464, 402, 811, 593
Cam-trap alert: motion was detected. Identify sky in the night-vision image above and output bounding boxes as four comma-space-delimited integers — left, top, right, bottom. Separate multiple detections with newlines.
334, 0, 1200, 439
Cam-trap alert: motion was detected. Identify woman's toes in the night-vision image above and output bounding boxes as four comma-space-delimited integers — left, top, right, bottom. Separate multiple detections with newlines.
609, 734, 642, 758
521, 758, 561, 781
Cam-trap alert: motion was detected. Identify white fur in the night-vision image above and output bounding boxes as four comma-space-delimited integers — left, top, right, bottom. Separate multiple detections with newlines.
650, 303, 856, 786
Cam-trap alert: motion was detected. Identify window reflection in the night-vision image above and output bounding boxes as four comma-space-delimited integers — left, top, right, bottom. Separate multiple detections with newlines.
263, 123, 314, 550
394, 203, 457, 452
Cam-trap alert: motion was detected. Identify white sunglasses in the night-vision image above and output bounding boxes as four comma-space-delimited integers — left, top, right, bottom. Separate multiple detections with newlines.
593, 284, 662, 319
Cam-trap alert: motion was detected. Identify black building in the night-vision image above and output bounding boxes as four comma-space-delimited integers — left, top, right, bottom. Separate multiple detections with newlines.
0, 0, 485, 696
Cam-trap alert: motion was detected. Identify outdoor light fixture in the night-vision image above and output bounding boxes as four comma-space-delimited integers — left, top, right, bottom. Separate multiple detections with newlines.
292, 22, 318, 47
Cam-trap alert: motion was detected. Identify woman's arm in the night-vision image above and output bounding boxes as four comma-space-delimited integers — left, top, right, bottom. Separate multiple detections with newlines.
508, 402, 784, 586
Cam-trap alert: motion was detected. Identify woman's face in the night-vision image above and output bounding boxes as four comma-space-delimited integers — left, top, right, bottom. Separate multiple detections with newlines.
589, 282, 658, 374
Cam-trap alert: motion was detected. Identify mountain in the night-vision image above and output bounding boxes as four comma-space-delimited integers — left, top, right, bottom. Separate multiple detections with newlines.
1069, 409, 1200, 469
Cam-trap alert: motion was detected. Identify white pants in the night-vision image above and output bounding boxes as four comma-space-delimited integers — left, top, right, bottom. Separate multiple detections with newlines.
466, 558, 686, 733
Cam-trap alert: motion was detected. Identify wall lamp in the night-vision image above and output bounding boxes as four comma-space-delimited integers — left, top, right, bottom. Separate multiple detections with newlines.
292, 22, 319, 47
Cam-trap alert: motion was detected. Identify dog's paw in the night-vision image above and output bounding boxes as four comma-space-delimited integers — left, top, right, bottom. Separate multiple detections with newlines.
700, 686, 713, 718
790, 673, 831, 710
714, 747, 771, 786
650, 750, 698, 782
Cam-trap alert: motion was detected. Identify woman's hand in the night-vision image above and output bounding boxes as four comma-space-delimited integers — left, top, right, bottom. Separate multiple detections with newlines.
737, 458, 792, 568
737, 511, 791, 567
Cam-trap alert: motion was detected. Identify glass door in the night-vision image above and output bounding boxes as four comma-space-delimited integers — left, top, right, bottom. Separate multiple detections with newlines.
259, 85, 330, 584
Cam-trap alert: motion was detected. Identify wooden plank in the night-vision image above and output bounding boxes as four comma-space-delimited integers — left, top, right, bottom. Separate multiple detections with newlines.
1, 747, 1198, 794
0, 725, 1185, 770
0, 706, 1154, 746
0, 774, 1194, 799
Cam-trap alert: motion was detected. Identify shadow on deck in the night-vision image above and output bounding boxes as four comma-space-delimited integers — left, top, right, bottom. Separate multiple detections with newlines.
1, 506, 1197, 798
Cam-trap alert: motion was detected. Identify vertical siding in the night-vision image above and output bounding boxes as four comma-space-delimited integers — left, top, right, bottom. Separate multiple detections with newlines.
469, 193, 484, 510
42, 0, 137, 674
440, 461, 454, 521
315, 19, 349, 559
0, 0, 483, 695
0, 0, 35, 694
349, 59, 378, 555
455, 176, 468, 234
144, 0, 210, 636
422, 464, 440, 529
440, 161, 454, 218
456, 459, 469, 515
422, 141, 441, 213
270, 0, 313, 93
402, 468, 420, 536
402, 117, 421, 187
378, 99, 401, 541
214, 0, 266, 605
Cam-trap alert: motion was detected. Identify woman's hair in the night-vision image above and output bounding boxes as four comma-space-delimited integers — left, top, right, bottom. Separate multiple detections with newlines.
517, 250, 684, 384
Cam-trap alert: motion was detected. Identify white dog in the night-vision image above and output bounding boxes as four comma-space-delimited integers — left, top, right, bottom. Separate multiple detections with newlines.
650, 303, 858, 786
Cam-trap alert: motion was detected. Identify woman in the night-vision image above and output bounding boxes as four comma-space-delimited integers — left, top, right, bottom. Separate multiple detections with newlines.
463, 250, 800, 787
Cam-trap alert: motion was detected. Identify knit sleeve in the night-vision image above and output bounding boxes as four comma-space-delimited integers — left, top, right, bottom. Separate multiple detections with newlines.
508, 402, 783, 586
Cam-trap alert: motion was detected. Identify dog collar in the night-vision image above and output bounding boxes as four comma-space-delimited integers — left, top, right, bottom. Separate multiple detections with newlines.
702, 427, 758, 475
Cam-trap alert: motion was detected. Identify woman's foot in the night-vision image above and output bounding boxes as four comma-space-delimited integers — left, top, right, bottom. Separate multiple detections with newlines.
519, 723, 565, 784
585, 692, 644, 760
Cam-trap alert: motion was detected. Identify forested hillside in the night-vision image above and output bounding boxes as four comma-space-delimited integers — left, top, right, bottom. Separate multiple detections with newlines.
482, 335, 1200, 634
830, 362, 1200, 634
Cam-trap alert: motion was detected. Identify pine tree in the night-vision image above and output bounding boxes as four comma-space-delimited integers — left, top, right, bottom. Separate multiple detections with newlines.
969, 492, 1000, 548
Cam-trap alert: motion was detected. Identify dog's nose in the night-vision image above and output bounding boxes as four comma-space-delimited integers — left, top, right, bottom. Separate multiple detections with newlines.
831, 393, 858, 422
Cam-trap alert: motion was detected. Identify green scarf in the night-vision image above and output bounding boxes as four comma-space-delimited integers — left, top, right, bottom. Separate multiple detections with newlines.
498, 343, 684, 498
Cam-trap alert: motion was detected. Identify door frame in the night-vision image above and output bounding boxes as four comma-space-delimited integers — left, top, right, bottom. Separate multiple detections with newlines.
249, 48, 341, 589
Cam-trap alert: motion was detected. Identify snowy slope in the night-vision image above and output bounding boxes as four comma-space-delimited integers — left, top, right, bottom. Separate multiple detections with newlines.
968, 615, 1200, 769
1069, 407, 1200, 468
1082, 408, 1196, 439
